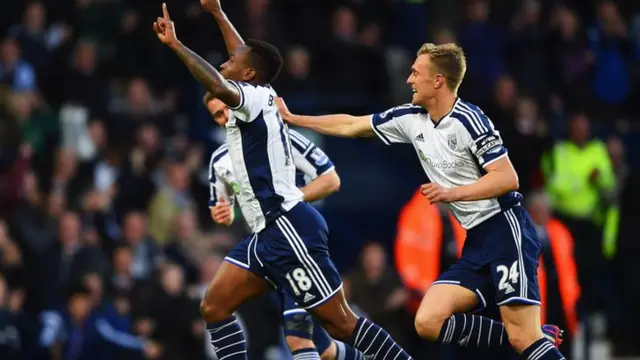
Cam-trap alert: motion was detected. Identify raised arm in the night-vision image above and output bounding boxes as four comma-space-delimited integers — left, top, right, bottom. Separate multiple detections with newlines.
200, 0, 245, 55
153, 4, 240, 107
276, 98, 374, 138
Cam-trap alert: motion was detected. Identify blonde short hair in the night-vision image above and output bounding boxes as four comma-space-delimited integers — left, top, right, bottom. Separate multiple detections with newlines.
417, 43, 467, 92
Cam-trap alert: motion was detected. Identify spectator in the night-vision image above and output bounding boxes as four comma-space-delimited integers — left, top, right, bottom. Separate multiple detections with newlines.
588, 1, 637, 118
0, 274, 22, 359
164, 210, 211, 285
120, 211, 162, 282
457, 0, 505, 104
8, 1, 50, 70
541, 113, 616, 326
346, 242, 410, 345
147, 162, 195, 246
0, 37, 36, 93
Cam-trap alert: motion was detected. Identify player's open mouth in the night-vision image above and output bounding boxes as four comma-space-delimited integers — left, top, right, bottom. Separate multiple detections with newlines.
412, 89, 417, 93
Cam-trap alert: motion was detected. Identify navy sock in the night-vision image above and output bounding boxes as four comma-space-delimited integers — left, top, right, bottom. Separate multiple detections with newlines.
349, 317, 412, 359
335, 340, 364, 360
292, 348, 321, 360
521, 338, 566, 359
207, 316, 247, 360
438, 314, 507, 348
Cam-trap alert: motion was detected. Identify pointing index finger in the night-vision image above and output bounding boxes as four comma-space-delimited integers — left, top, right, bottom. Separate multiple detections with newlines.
162, 3, 170, 20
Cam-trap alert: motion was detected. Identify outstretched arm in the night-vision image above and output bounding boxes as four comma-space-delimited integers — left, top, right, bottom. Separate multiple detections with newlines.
201, 0, 245, 55
153, 4, 240, 107
276, 98, 374, 138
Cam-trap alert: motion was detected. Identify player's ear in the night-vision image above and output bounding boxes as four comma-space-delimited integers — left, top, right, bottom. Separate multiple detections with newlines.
434, 74, 445, 89
242, 68, 257, 83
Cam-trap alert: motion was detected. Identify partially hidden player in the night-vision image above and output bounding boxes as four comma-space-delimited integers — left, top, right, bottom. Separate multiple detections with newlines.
152, 1, 414, 359
205, 96, 362, 360
276, 43, 565, 360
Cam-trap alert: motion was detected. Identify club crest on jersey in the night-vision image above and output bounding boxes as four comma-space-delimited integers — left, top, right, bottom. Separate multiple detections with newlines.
418, 149, 428, 161
447, 134, 458, 150
231, 182, 241, 194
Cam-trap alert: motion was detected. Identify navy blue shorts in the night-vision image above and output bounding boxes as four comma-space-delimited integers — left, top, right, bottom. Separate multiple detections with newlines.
225, 202, 343, 309
435, 206, 542, 307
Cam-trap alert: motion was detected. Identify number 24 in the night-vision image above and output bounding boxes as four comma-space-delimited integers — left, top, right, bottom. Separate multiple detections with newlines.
496, 261, 519, 291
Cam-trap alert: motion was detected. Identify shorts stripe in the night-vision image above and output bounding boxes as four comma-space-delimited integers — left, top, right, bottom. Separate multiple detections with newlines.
275, 219, 328, 297
283, 309, 307, 316
504, 209, 527, 299
224, 257, 249, 269
279, 216, 333, 296
275, 218, 332, 297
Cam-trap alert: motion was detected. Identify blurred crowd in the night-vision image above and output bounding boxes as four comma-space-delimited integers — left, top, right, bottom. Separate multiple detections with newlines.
1, 0, 640, 359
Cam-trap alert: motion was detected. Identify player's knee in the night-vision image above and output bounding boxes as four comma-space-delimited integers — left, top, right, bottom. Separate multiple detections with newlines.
199, 299, 230, 323
320, 342, 337, 360
284, 312, 315, 341
286, 336, 316, 353
414, 305, 450, 341
322, 313, 357, 341
503, 324, 539, 353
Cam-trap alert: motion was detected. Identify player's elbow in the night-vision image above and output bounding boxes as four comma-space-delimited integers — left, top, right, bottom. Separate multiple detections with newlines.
507, 171, 519, 192
325, 171, 341, 194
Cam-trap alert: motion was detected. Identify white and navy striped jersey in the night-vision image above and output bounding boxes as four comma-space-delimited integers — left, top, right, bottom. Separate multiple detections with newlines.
371, 98, 522, 229
208, 130, 334, 207
211, 80, 304, 232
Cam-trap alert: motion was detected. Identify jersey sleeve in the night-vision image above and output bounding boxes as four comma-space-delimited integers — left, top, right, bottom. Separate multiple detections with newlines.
289, 129, 335, 179
370, 104, 424, 145
226, 80, 272, 122
208, 155, 234, 208
453, 105, 508, 167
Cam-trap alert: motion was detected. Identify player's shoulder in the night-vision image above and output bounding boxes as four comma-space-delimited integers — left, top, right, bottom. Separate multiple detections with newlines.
230, 80, 276, 98
380, 103, 427, 119
210, 143, 230, 166
449, 98, 495, 139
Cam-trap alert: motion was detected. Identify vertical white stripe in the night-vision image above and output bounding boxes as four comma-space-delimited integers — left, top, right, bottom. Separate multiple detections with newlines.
275, 219, 330, 297
477, 316, 482, 346
458, 102, 489, 133
506, 210, 527, 298
279, 216, 333, 294
374, 336, 391, 359
226, 123, 266, 232
488, 320, 493, 347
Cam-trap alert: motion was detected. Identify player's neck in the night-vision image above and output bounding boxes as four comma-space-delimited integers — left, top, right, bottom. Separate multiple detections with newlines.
425, 94, 457, 123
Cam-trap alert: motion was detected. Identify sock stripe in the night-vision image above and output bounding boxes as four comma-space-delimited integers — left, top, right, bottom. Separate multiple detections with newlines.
477, 316, 482, 346
212, 329, 243, 343
356, 322, 374, 348
217, 340, 246, 353
208, 319, 238, 334
363, 328, 382, 353
207, 316, 247, 360
349, 318, 411, 360
446, 315, 456, 343
529, 342, 554, 360
382, 343, 395, 360
373, 335, 390, 358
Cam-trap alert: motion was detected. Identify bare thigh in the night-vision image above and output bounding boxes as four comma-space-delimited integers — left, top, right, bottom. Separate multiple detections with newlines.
414, 284, 478, 341
200, 261, 272, 323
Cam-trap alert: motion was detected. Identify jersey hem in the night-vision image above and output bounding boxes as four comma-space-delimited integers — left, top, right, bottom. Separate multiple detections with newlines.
227, 80, 245, 111
317, 166, 336, 177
